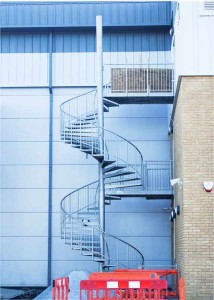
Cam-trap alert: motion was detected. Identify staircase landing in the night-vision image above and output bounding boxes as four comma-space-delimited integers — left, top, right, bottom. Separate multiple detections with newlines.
104, 94, 174, 104
106, 189, 173, 199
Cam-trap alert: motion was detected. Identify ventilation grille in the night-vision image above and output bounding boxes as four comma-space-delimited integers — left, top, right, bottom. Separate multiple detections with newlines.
111, 68, 173, 93
204, 1, 214, 10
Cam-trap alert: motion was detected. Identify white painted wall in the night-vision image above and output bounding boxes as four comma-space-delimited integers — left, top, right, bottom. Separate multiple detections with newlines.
173, 1, 214, 82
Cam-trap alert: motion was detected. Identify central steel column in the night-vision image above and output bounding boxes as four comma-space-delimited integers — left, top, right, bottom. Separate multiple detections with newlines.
96, 15, 105, 272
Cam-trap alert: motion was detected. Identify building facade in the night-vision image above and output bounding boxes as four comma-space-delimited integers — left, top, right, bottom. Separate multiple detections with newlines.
0, 1, 213, 299
0, 1, 173, 287
170, 2, 214, 298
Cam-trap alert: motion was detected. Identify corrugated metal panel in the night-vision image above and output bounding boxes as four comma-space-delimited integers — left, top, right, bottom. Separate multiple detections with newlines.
0, 53, 49, 86
0, 2, 171, 28
1, 31, 171, 53
0, 30, 171, 86
0, 33, 49, 53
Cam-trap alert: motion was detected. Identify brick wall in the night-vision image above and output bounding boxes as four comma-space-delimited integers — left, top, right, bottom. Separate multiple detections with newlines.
173, 76, 214, 299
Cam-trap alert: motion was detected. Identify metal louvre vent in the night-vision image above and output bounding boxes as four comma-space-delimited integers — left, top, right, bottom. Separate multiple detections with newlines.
204, 1, 214, 10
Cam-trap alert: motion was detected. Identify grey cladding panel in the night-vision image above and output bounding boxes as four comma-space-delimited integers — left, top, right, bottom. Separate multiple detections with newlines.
1, 142, 49, 165
1, 165, 48, 188
106, 213, 170, 237
106, 198, 171, 213
1, 213, 48, 236
1, 189, 48, 213
1, 237, 48, 260
1, 119, 49, 141
1, 261, 47, 286
105, 117, 169, 141
123, 236, 171, 260
52, 165, 98, 189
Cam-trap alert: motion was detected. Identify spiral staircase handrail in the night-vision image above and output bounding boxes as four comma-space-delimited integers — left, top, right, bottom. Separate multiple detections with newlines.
100, 126, 143, 164
62, 204, 144, 267
60, 181, 144, 267
60, 180, 98, 215
60, 89, 97, 112
60, 89, 143, 162
72, 216, 144, 265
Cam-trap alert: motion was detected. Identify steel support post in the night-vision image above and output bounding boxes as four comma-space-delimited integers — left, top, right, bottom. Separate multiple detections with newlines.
96, 15, 105, 272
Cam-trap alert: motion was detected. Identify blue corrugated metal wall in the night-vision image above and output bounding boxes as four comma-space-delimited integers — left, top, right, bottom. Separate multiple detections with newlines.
0, 31, 171, 53
0, 1, 171, 28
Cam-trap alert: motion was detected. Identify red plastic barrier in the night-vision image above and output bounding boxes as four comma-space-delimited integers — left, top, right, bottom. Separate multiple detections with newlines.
89, 269, 179, 299
179, 277, 186, 300
52, 277, 69, 300
80, 279, 168, 299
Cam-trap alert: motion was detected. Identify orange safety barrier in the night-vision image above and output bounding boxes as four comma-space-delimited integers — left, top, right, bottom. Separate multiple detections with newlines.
89, 269, 179, 299
52, 277, 69, 300
179, 277, 186, 300
115, 269, 179, 298
89, 271, 160, 280
80, 279, 168, 299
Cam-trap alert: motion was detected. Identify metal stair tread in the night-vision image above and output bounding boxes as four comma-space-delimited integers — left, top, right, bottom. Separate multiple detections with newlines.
65, 124, 96, 129
105, 182, 142, 189
93, 258, 105, 262
103, 104, 109, 112
84, 115, 97, 121
92, 154, 104, 162
102, 160, 116, 167
103, 264, 117, 268
77, 211, 99, 215
81, 149, 100, 155
105, 177, 141, 184
81, 253, 93, 256
105, 195, 121, 200
103, 98, 119, 107
103, 164, 126, 173
104, 170, 135, 178
105, 201, 111, 205
85, 112, 98, 117
87, 207, 99, 210
81, 244, 100, 248
71, 121, 96, 126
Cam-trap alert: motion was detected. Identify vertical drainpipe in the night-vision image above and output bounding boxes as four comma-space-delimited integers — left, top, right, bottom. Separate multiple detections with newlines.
48, 31, 53, 286
172, 131, 176, 267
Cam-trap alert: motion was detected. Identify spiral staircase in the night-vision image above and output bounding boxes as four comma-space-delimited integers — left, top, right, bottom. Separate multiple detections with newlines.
60, 88, 145, 270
